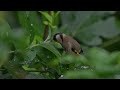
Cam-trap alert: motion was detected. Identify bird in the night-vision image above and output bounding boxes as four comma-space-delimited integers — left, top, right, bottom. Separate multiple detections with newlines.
53, 33, 83, 55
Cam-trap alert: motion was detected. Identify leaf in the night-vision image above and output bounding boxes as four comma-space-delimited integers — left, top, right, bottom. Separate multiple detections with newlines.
55, 11, 61, 18
64, 70, 97, 79
109, 51, 120, 64
22, 65, 39, 74
0, 20, 12, 41
0, 11, 6, 21
28, 11, 44, 36
43, 21, 49, 25
51, 25, 57, 29
11, 29, 29, 50
115, 12, 120, 29
38, 42, 61, 58
17, 11, 29, 32
60, 11, 120, 47
51, 11, 55, 17
23, 50, 36, 65
39, 11, 53, 23
0, 20, 12, 67
0, 43, 9, 67
79, 12, 103, 30
76, 30, 102, 46
95, 64, 120, 78
85, 47, 110, 66
17, 11, 44, 44
17, 11, 33, 44
4, 57, 27, 79
60, 11, 94, 34
116, 53, 120, 64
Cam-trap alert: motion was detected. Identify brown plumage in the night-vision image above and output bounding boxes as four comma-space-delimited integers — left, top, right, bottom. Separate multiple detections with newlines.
53, 33, 83, 55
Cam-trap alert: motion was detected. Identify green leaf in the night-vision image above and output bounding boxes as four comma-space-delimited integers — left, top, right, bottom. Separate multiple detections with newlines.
28, 11, 44, 35
85, 47, 110, 67
4, 55, 27, 79
115, 13, 120, 29
17, 11, 44, 44
0, 43, 9, 67
17, 11, 29, 33
51, 11, 55, 17
39, 11, 53, 23
109, 52, 120, 64
17, 11, 33, 44
11, 29, 29, 50
95, 65, 120, 78
76, 55, 90, 65
0, 20, 12, 41
55, 11, 61, 18
116, 53, 120, 64
43, 21, 49, 25
22, 65, 39, 74
61, 55, 76, 64
79, 12, 103, 30
23, 49, 36, 65
64, 70, 97, 79
51, 25, 57, 29
38, 42, 61, 58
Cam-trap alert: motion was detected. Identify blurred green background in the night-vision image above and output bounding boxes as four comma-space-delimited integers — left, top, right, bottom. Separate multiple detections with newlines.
0, 11, 120, 79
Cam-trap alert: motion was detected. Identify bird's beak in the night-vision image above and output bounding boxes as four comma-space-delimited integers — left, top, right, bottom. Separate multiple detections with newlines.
76, 52, 80, 55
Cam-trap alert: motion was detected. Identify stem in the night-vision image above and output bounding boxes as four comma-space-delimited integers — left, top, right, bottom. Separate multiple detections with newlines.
43, 25, 49, 40
43, 11, 51, 41
44, 27, 52, 43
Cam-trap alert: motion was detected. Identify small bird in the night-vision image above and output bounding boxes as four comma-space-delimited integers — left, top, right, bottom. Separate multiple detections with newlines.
53, 33, 83, 55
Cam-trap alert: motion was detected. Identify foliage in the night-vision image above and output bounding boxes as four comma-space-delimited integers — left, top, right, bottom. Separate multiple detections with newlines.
0, 11, 120, 79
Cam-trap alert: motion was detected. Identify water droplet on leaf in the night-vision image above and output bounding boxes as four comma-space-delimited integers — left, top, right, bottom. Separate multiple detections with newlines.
31, 24, 33, 26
